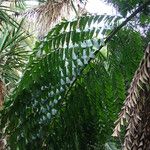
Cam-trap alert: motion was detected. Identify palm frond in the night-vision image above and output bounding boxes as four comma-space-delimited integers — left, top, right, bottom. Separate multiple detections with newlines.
0, 19, 31, 93
113, 44, 150, 149
17, 0, 86, 38
0, 14, 120, 149
0, 8, 19, 27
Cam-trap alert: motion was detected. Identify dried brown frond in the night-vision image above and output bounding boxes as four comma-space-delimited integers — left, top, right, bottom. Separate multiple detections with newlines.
113, 44, 150, 149
18, 0, 86, 38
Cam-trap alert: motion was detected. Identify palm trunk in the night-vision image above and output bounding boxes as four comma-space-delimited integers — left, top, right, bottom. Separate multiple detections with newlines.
0, 80, 5, 150
0, 80, 4, 108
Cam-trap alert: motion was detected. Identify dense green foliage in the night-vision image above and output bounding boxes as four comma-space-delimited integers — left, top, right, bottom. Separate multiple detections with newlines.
105, 0, 150, 17
0, 0, 149, 149
0, 9, 31, 96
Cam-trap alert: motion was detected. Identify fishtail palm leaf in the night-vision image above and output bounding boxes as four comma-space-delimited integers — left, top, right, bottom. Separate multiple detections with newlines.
0, 14, 121, 149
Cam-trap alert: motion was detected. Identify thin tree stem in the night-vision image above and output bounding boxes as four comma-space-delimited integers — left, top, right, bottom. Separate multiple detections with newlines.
105, 0, 150, 43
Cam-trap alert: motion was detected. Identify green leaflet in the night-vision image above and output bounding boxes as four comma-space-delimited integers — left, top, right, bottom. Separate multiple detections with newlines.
105, 142, 119, 150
